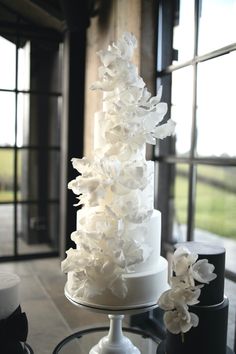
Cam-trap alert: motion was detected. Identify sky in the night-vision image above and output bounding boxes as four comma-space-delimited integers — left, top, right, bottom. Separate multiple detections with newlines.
0, 36, 29, 147
172, 0, 236, 157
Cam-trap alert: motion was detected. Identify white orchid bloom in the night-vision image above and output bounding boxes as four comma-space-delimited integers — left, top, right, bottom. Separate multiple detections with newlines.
158, 285, 201, 311
192, 259, 217, 284
71, 157, 91, 174
158, 246, 217, 336
173, 247, 198, 276
61, 248, 84, 273
164, 307, 199, 334
152, 119, 176, 140
158, 289, 176, 311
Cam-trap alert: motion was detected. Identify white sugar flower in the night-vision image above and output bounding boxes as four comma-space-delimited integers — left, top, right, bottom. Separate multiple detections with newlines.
118, 161, 148, 190
173, 247, 198, 276
158, 245, 217, 335
61, 248, 83, 273
115, 32, 137, 60
158, 286, 201, 311
158, 289, 176, 310
164, 307, 199, 334
192, 259, 217, 284
143, 104, 168, 132
122, 238, 144, 267
97, 158, 121, 181
152, 119, 176, 140
71, 157, 91, 174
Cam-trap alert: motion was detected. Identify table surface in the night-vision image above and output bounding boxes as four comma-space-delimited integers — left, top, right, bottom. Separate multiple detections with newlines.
53, 326, 161, 354
156, 340, 235, 354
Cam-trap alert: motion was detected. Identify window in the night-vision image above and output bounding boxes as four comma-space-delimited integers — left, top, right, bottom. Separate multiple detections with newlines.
156, 0, 236, 276
0, 5, 62, 260
128, 0, 236, 347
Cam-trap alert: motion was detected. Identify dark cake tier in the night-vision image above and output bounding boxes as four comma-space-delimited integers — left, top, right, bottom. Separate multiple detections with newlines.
176, 241, 225, 305
164, 297, 229, 354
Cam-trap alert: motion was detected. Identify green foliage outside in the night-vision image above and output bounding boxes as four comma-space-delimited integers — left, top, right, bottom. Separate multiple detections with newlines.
175, 165, 236, 239
0, 149, 21, 201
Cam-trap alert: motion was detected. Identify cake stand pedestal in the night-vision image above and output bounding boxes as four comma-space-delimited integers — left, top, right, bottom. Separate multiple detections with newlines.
89, 314, 139, 354
65, 288, 159, 354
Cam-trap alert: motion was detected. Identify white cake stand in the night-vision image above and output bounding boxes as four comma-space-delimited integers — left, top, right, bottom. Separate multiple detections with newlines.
65, 288, 158, 354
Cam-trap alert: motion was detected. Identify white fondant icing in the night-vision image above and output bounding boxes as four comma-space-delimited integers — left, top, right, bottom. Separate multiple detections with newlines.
0, 272, 20, 319
67, 257, 168, 309
131, 209, 161, 272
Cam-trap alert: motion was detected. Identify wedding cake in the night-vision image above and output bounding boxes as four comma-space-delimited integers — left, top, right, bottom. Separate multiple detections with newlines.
157, 242, 229, 354
62, 32, 175, 309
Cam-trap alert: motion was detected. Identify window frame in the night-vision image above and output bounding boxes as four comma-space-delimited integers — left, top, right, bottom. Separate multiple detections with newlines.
131, 0, 236, 340
0, 13, 62, 261
155, 0, 236, 271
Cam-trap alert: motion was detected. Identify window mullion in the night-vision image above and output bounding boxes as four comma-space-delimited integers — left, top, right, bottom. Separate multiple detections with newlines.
13, 18, 20, 257
186, 0, 200, 241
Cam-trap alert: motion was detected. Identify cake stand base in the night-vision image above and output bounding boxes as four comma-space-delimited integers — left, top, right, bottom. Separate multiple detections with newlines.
89, 315, 140, 354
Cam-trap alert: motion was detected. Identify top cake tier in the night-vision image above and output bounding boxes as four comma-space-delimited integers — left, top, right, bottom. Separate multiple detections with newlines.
90, 32, 175, 162
176, 241, 225, 306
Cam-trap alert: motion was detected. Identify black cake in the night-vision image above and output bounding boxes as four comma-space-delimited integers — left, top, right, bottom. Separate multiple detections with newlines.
158, 241, 229, 354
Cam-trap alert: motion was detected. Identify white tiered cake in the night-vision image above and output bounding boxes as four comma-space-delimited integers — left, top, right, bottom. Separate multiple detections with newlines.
62, 32, 175, 309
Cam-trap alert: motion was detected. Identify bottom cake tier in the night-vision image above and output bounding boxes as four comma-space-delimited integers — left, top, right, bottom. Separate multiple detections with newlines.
164, 297, 229, 354
66, 256, 169, 310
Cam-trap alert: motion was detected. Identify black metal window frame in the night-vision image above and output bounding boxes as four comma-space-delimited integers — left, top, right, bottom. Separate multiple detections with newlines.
131, 0, 236, 343
0, 17, 62, 262
155, 0, 236, 271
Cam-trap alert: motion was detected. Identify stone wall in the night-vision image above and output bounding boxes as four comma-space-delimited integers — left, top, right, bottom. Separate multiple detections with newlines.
84, 0, 157, 157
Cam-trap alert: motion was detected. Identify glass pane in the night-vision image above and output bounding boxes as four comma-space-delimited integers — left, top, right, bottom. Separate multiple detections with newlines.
18, 40, 30, 91
17, 93, 30, 147
0, 92, 16, 146
196, 52, 236, 157
173, 0, 195, 63
198, 0, 236, 55
17, 203, 59, 254
0, 204, 14, 256
195, 165, 236, 273
0, 36, 16, 90
171, 66, 193, 156
54, 329, 159, 354
17, 150, 60, 201
0, 149, 14, 202
173, 164, 189, 242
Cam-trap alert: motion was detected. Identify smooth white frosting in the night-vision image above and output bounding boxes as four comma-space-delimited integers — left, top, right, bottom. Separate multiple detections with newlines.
0, 272, 20, 319
131, 209, 161, 272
